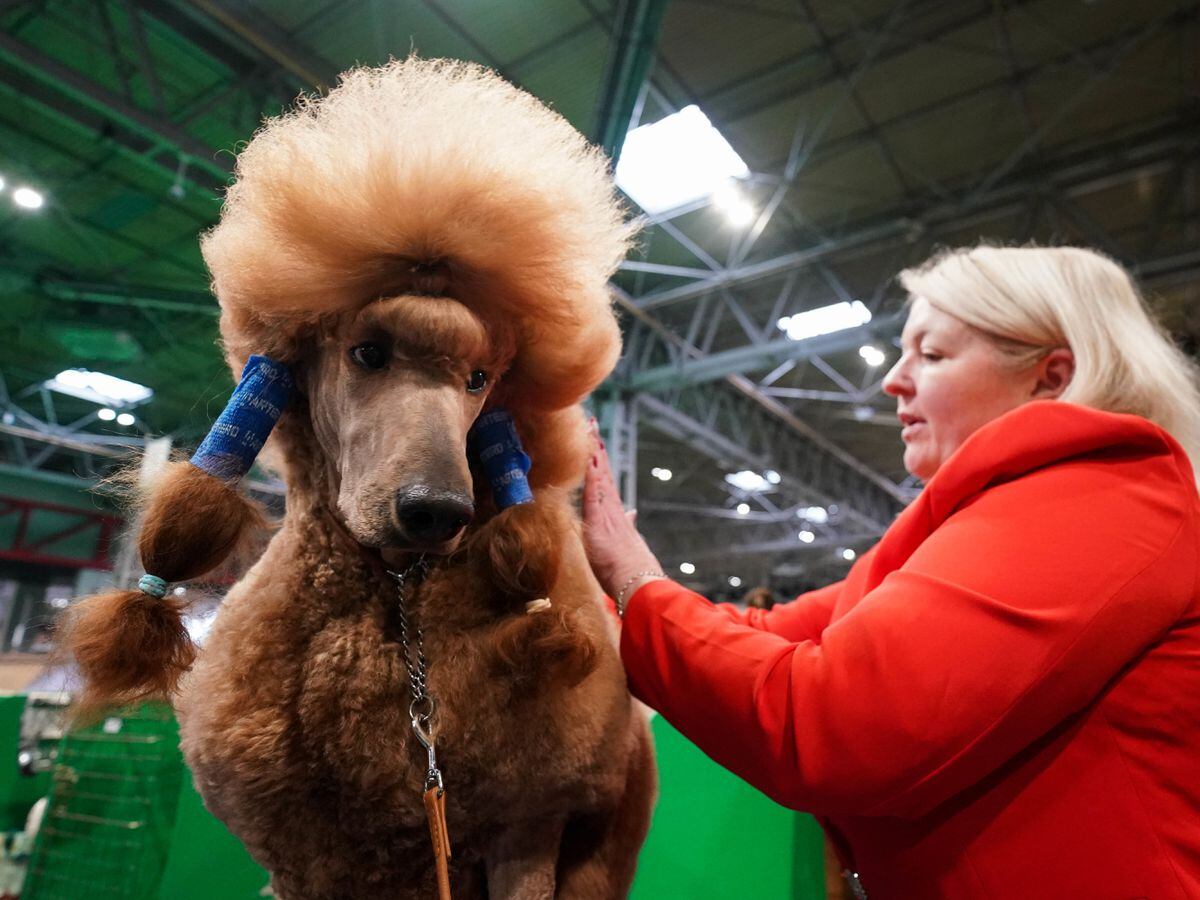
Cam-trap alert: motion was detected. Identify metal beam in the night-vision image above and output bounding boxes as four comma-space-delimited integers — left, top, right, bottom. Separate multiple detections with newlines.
612, 286, 908, 504
0, 31, 232, 184
186, 0, 337, 89
0, 72, 221, 207
636, 389, 901, 534
628, 123, 1197, 311
37, 279, 219, 316
591, 0, 670, 162
626, 312, 904, 391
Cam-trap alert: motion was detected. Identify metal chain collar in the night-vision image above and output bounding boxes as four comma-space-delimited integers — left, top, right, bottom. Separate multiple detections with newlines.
387, 555, 444, 793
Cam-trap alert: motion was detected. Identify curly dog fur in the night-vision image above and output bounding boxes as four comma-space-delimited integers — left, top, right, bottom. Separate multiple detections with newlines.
65, 58, 655, 899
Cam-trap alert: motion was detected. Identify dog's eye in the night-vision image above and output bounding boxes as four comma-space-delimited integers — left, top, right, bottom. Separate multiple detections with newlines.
466, 370, 488, 393
349, 343, 387, 370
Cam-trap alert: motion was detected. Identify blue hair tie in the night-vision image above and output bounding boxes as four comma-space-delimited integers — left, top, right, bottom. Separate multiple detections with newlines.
470, 408, 533, 509
138, 574, 168, 599
190, 355, 294, 482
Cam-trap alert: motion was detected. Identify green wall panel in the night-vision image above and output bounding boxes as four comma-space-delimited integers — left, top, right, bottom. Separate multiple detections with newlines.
0, 694, 51, 831
157, 777, 269, 900
631, 715, 824, 899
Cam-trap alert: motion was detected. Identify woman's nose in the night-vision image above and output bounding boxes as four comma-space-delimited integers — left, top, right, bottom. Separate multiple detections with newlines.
882, 357, 909, 397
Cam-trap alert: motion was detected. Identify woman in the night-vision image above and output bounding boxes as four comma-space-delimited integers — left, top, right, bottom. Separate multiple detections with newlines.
584, 245, 1200, 899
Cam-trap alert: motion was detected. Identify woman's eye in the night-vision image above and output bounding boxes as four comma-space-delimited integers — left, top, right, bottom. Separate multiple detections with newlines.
349, 343, 387, 370
466, 370, 488, 393
920, 350, 942, 362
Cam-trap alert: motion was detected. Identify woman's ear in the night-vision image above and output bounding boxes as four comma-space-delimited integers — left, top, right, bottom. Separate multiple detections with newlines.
1032, 347, 1075, 399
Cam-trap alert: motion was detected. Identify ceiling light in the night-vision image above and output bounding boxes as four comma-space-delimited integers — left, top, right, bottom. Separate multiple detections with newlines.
736, 502, 750, 515
12, 187, 44, 210
764, 469, 781, 485
0, 175, 5, 191
616, 105, 749, 214
96, 408, 117, 422
797, 506, 828, 524
728, 576, 742, 588
777, 301, 872, 342
679, 562, 696, 575
858, 345, 886, 367
798, 530, 815, 543
725, 470, 769, 492
842, 548, 857, 561
711, 180, 755, 227
650, 466, 673, 482
116, 412, 135, 426
46, 369, 153, 406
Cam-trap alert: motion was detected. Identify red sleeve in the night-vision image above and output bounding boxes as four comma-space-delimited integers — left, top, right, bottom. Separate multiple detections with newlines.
619, 450, 1196, 818
709, 580, 844, 644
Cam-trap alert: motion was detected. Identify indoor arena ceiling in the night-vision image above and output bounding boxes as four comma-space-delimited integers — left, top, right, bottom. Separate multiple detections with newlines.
1, 0, 1198, 595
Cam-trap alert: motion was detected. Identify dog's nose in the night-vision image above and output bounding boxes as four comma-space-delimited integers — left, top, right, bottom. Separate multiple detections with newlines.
395, 486, 474, 544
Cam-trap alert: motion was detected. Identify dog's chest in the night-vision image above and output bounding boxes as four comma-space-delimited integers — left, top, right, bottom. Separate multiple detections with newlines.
295, 611, 590, 830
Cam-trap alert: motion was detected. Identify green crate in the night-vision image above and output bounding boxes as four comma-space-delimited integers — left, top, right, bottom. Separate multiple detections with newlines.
22, 704, 184, 900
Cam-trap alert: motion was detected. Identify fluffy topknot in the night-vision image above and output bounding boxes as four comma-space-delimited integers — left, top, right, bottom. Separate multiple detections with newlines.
202, 57, 635, 410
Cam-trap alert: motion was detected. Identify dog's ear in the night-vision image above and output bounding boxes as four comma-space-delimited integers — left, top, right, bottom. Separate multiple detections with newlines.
478, 500, 566, 602
59, 461, 264, 722
470, 499, 598, 688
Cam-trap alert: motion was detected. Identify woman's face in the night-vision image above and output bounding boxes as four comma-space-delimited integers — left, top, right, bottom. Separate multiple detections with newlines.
882, 297, 1045, 481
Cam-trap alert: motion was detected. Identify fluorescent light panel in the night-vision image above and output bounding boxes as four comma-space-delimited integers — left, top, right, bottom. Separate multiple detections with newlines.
778, 301, 872, 342
616, 105, 749, 214
48, 369, 153, 406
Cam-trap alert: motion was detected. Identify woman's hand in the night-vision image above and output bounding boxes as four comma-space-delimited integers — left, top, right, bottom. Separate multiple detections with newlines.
581, 420, 666, 604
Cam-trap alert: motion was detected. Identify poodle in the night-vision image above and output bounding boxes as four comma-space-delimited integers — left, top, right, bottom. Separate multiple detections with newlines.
62, 57, 656, 900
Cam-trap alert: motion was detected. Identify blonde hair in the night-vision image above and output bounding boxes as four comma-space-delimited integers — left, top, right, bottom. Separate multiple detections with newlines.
899, 245, 1200, 476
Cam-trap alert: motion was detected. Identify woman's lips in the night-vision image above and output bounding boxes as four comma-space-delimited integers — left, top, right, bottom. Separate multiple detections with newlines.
898, 414, 926, 441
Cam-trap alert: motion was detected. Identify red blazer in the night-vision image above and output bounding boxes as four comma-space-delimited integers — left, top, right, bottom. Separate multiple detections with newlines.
621, 402, 1200, 899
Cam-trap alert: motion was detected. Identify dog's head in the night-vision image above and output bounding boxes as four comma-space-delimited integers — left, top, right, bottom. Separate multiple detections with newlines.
303, 291, 515, 555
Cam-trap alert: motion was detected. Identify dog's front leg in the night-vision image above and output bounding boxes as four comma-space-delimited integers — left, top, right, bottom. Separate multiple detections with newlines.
485, 816, 566, 900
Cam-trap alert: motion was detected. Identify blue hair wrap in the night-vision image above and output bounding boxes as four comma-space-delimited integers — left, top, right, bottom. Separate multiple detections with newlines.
190, 354, 294, 482
470, 408, 533, 509
138, 574, 167, 598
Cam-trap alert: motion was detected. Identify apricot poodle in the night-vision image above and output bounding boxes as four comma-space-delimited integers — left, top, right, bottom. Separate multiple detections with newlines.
64, 57, 655, 900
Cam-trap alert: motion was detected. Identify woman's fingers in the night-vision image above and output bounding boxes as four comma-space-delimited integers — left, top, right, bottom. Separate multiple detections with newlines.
583, 422, 622, 518
581, 419, 664, 596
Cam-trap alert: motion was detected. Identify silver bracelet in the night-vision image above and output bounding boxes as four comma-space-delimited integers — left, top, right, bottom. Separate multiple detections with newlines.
614, 570, 666, 616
